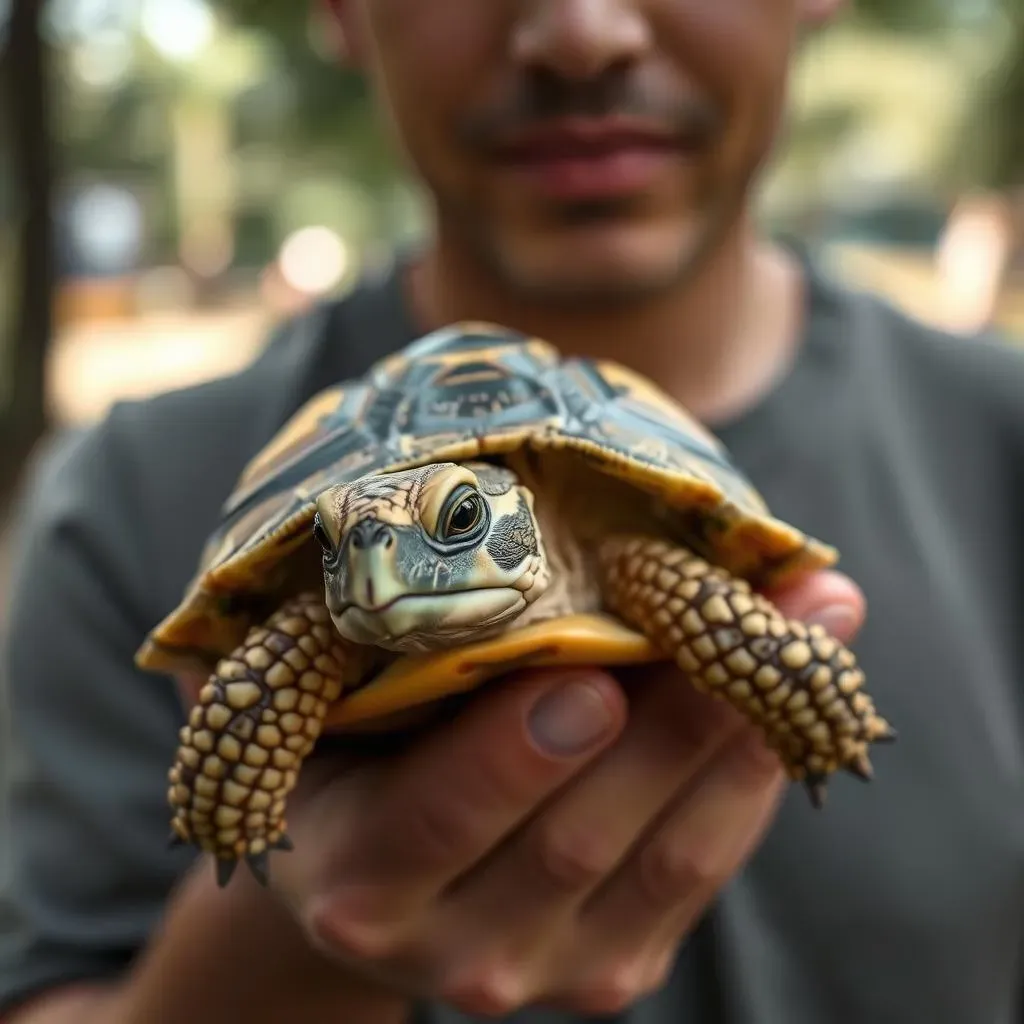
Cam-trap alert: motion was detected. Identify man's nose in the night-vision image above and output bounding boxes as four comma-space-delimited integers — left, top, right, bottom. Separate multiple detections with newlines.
512, 0, 652, 81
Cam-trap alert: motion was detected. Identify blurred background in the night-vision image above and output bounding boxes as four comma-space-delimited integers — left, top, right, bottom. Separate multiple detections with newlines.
1, 0, 1024, 586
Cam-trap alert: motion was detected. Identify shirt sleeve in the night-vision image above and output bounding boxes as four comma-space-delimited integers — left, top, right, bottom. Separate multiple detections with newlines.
0, 423, 194, 1016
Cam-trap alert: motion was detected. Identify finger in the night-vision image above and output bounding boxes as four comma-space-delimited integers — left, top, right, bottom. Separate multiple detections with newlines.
645, 727, 785, 957
309, 668, 627, 924
431, 572, 866, 958
441, 663, 741, 942
567, 726, 784, 974
760, 569, 866, 644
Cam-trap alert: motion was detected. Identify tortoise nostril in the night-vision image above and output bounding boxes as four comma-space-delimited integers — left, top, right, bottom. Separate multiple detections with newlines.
351, 520, 396, 550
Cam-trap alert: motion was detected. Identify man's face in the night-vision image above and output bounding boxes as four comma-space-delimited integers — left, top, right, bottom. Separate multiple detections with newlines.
334, 0, 807, 305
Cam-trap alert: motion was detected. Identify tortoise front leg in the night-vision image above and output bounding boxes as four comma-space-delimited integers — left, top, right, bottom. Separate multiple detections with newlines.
598, 537, 896, 806
167, 592, 373, 888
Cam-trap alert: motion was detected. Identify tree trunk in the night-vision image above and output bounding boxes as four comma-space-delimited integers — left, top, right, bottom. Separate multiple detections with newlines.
0, 0, 55, 513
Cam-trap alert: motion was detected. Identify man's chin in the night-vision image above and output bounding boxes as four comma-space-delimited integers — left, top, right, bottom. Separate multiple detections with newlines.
479, 219, 712, 309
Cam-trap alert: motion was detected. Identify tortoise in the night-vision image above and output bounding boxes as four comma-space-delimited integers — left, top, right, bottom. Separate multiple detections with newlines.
136, 321, 896, 888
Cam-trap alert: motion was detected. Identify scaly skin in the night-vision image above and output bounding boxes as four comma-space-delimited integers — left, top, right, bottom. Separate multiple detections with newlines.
169, 535, 896, 887
598, 536, 896, 806
167, 592, 371, 887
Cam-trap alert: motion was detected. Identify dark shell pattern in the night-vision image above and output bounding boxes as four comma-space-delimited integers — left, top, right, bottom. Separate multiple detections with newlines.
137, 322, 840, 674
203, 321, 778, 582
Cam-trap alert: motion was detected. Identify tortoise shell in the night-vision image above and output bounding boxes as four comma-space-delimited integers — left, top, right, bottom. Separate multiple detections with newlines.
137, 322, 836, 680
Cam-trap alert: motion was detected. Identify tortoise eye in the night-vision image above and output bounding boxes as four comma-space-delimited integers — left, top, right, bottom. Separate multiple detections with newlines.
440, 488, 484, 541
312, 514, 334, 555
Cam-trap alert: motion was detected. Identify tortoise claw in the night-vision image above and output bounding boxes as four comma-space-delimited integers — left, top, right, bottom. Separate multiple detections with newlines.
246, 851, 271, 888
845, 752, 874, 783
804, 776, 828, 809
212, 840, 289, 889
215, 858, 238, 888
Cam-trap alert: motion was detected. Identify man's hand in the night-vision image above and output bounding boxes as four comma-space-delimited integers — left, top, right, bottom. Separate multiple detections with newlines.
264, 570, 864, 1017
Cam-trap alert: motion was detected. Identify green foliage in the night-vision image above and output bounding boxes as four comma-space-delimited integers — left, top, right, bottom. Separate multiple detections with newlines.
956, 8, 1024, 188
849, 0, 957, 30
46, 0, 1024, 273
217, 0, 399, 181
215, 0, 1023, 194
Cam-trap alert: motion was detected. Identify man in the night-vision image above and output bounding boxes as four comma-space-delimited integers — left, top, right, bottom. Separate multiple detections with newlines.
3, 1, 1024, 1022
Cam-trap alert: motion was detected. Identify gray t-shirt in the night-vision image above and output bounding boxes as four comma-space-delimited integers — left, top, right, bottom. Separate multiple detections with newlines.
3, 253, 1024, 1024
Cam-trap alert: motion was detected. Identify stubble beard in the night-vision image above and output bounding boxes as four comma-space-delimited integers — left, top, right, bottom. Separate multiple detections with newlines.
434, 187, 744, 313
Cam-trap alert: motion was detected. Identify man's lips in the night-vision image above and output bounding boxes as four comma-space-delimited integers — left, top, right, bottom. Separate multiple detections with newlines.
486, 118, 699, 201
495, 118, 682, 159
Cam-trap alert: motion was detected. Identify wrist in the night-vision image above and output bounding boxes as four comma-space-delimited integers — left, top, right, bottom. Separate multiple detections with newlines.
116, 860, 410, 1024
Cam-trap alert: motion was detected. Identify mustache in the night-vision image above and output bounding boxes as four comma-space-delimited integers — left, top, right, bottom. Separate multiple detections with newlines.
458, 69, 723, 151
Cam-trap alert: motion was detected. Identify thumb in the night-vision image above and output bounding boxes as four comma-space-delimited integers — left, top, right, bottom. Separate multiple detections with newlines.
760, 569, 866, 645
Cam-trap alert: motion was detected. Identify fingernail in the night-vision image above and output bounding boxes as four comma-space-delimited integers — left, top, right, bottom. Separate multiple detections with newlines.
806, 604, 858, 638
528, 676, 617, 757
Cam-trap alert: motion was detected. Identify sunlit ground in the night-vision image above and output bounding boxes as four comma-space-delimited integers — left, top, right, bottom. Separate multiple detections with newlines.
824, 245, 1024, 339
50, 303, 270, 425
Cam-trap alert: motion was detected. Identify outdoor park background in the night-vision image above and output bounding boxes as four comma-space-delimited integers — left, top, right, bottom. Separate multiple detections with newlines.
2, 0, 1024, 603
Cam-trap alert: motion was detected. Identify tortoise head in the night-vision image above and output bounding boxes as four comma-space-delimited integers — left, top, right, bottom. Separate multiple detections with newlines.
313, 462, 550, 653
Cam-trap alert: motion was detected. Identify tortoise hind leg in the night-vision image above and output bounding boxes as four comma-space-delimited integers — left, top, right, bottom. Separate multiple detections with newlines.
167, 592, 371, 887
597, 537, 896, 806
